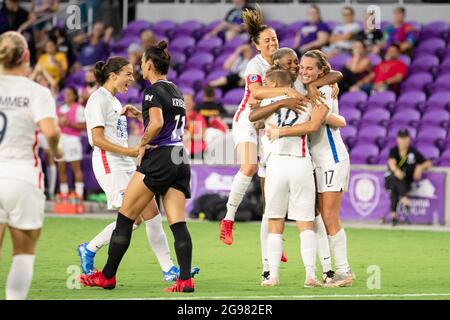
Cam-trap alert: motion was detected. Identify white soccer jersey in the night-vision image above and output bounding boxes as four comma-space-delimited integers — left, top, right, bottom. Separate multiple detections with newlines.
309, 85, 349, 167
0, 75, 56, 189
84, 87, 135, 178
233, 54, 271, 124
262, 94, 312, 159
293, 79, 307, 94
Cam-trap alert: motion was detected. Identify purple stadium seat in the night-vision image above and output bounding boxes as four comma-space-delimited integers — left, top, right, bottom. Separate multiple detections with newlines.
376, 146, 392, 164
409, 54, 439, 74
391, 109, 421, 126
196, 37, 223, 54
113, 36, 140, 52
339, 91, 367, 110
429, 74, 450, 93
266, 20, 285, 32
360, 109, 391, 126
356, 125, 387, 143
325, 20, 338, 31
340, 108, 361, 126
170, 51, 187, 68
169, 36, 196, 54
194, 88, 223, 104
66, 69, 85, 87
199, 20, 221, 36
185, 52, 215, 72
167, 69, 177, 82
221, 88, 245, 105
414, 38, 446, 56
415, 127, 447, 145
286, 21, 306, 34
387, 125, 417, 139
280, 37, 296, 49
177, 86, 195, 96
152, 20, 177, 36
178, 69, 205, 88
420, 21, 449, 40
329, 53, 350, 71
421, 110, 450, 127
124, 20, 151, 36
398, 54, 411, 67
425, 92, 450, 111
171, 20, 203, 39
368, 54, 382, 67
438, 59, 450, 75
340, 125, 358, 147
401, 73, 433, 92
206, 69, 229, 82
213, 52, 232, 69
440, 149, 450, 161
406, 21, 422, 33
116, 86, 140, 104
222, 37, 249, 52
396, 91, 427, 111
414, 143, 440, 161
81, 155, 102, 192
350, 143, 379, 164
366, 91, 396, 110
380, 20, 390, 31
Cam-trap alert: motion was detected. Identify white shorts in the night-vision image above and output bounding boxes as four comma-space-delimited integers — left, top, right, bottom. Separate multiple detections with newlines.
0, 178, 45, 230
58, 134, 83, 162
232, 119, 258, 147
97, 171, 134, 210
315, 158, 350, 193
264, 154, 316, 221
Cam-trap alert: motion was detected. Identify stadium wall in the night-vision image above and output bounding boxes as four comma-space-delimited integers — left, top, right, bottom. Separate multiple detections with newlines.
136, 3, 450, 24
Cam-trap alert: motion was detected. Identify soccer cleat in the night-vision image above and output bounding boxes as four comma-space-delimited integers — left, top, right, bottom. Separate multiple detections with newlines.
322, 270, 335, 284
323, 270, 353, 288
164, 278, 195, 293
162, 266, 201, 282
304, 278, 323, 288
261, 277, 279, 286
219, 219, 234, 245
77, 242, 96, 275
78, 270, 116, 289
261, 271, 270, 281
281, 250, 288, 263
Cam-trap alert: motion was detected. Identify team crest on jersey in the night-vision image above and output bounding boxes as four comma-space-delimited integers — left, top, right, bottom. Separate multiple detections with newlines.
248, 75, 259, 83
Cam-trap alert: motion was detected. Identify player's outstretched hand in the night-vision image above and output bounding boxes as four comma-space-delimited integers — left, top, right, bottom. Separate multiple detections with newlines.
266, 123, 281, 141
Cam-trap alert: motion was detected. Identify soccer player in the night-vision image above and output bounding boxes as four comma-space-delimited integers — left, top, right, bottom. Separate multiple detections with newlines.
79, 41, 196, 293
0, 31, 63, 299
77, 56, 196, 282
266, 50, 354, 287
249, 67, 321, 287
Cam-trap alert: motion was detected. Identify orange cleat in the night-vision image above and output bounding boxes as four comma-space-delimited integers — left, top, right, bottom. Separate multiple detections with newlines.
78, 270, 116, 289
164, 278, 194, 293
219, 219, 234, 245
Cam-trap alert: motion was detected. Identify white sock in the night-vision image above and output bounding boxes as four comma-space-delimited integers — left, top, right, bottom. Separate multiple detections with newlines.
267, 233, 282, 280
47, 164, 57, 196
60, 182, 69, 194
75, 182, 84, 198
144, 214, 174, 272
86, 222, 139, 253
224, 171, 253, 221
328, 228, 349, 275
6, 254, 35, 300
260, 215, 270, 272
314, 215, 332, 273
300, 230, 317, 280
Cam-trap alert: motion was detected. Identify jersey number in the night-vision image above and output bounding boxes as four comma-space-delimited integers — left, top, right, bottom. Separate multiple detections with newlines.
275, 109, 299, 127
325, 170, 334, 186
171, 114, 185, 142
0, 111, 7, 144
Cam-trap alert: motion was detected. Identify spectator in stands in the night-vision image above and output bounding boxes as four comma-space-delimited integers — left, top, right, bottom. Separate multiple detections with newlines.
208, 44, 253, 93
184, 92, 207, 159
355, 11, 384, 55
324, 6, 361, 56
293, 4, 330, 55
350, 44, 407, 94
29, 63, 59, 97
30, 0, 59, 48
204, 0, 252, 41
383, 6, 416, 55
339, 40, 371, 95
56, 86, 86, 200
37, 36, 67, 84
79, 68, 98, 105
73, 21, 113, 67
140, 30, 158, 51
195, 85, 228, 122
0, 0, 36, 33
385, 129, 432, 226
128, 43, 145, 91
49, 26, 76, 68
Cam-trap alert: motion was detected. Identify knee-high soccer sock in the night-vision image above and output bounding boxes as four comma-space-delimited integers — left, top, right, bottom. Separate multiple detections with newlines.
75, 182, 84, 198
224, 171, 253, 221
267, 233, 282, 280
6, 254, 35, 300
60, 183, 69, 195
260, 215, 270, 272
47, 164, 57, 196
300, 230, 317, 280
314, 215, 332, 273
328, 228, 350, 275
145, 215, 174, 272
170, 222, 192, 280
102, 213, 134, 279
87, 222, 139, 253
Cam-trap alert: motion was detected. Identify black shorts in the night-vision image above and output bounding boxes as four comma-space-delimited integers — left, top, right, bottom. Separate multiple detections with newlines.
137, 146, 191, 199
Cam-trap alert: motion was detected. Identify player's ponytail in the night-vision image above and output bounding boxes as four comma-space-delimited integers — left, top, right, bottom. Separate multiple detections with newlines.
303, 50, 331, 76
143, 40, 171, 75
0, 31, 30, 70
242, 4, 271, 45
93, 57, 130, 85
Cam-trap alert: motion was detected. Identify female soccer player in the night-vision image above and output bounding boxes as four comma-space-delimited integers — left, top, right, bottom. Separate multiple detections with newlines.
79, 41, 196, 293
0, 31, 63, 299
266, 50, 353, 287
77, 56, 193, 282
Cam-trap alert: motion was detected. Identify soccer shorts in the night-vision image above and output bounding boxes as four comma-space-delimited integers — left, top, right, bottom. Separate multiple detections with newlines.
264, 154, 315, 222
137, 146, 191, 199
315, 158, 350, 193
232, 118, 258, 147
97, 171, 133, 210
59, 134, 83, 162
0, 178, 45, 230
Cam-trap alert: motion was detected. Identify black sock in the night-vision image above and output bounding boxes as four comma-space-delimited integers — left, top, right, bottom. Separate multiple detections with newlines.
102, 212, 134, 279
170, 222, 192, 280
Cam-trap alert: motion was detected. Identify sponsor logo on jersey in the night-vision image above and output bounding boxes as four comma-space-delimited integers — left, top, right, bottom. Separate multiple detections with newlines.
349, 173, 380, 217
145, 94, 154, 101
